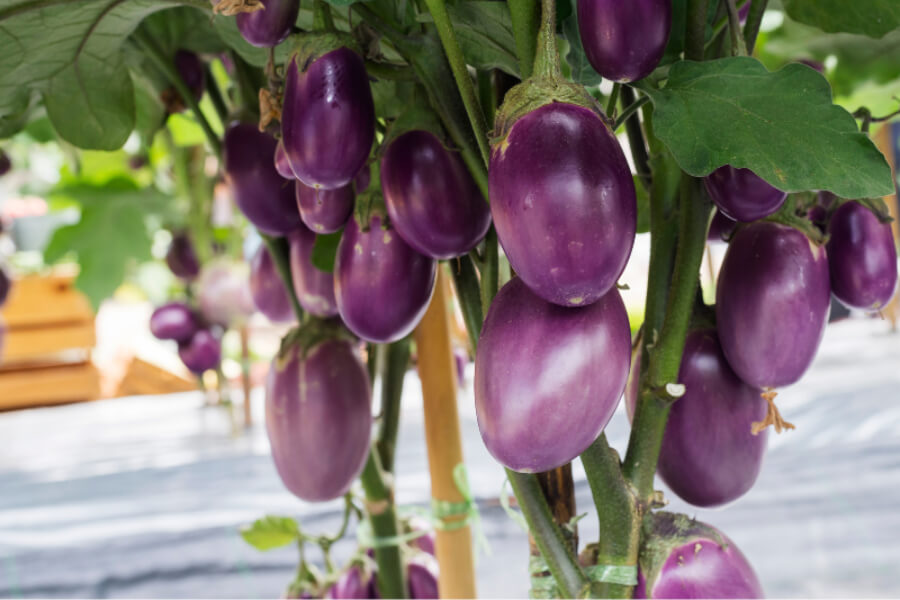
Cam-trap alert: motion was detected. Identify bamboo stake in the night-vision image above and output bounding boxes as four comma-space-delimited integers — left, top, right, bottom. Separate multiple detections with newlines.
414, 268, 477, 598
240, 325, 252, 427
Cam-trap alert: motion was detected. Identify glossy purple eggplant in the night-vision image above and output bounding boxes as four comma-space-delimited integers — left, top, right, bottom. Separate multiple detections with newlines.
577, 0, 672, 83
178, 329, 221, 374
150, 302, 200, 343
224, 122, 302, 236
635, 513, 763, 599
657, 330, 768, 508
266, 337, 371, 502
295, 180, 354, 234
197, 259, 255, 327
166, 232, 201, 280
282, 48, 375, 189
274, 139, 296, 180
334, 214, 436, 343
827, 201, 898, 310
381, 130, 490, 259
0, 149, 10, 176
407, 556, 439, 599
489, 103, 636, 307
707, 210, 736, 243
475, 277, 631, 473
288, 226, 339, 318
328, 565, 377, 599
0, 264, 10, 307
236, 0, 298, 48
250, 244, 295, 323
716, 222, 830, 389
704, 166, 787, 222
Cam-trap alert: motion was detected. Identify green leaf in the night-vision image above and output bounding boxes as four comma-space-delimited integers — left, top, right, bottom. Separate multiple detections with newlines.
437, 1, 519, 78
311, 231, 343, 273
782, 0, 900, 39
0, 0, 185, 149
240, 515, 300, 551
640, 57, 894, 199
560, 2, 602, 87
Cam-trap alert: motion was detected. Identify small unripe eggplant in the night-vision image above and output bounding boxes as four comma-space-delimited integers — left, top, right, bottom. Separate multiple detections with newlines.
475, 277, 631, 473
704, 166, 787, 223
328, 565, 377, 599
249, 244, 294, 323
577, 0, 672, 83
150, 302, 200, 343
295, 180, 355, 234
827, 201, 898, 310
288, 226, 338, 318
178, 329, 221, 374
165, 232, 201, 280
236, 0, 299, 48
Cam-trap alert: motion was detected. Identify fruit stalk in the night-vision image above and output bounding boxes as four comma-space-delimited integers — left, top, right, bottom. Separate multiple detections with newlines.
685, 0, 711, 61
261, 234, 304, 321
742, 0, 769, 53
450, 256, 484, 352
508, 0, 541, 79
619, 86, 651, 190
480, 228, 500, 312
724, 0, 749, 56
533, 0, 560, 80
375, 338, 411, 474
358, 451, 408, 599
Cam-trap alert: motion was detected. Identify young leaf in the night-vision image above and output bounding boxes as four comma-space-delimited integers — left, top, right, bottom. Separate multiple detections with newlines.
240, 515, 301, 551
640, 57, 894, 199
782, 0, 900, 39
311, 231, 343, 273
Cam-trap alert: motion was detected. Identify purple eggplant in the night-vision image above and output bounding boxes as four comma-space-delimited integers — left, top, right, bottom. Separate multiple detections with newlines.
165, 232, 201, 280
288, 226, 339, 318
475, 277, 631, 473
354, 166, 371, 194
178, 329, 221, 374
707, 210, 736, 243
635, 513, 763, 599
577, 0, 672, 83
236, 0, 299, 48
0, 264, 10, 307
0, 149, 10, 176
295, 180, 355, 234
827, 201, 898, 311
407, 516, 436, 557
657, 330, 768, 508
704, 166, 787, 223
274, 139, 296, 180
381, 130, 490, 259
281, 47, 375, 189
489, 102, 636, 308
407, 556, 439, 599
150, 302, 200, 343
250, 244, 295, 323
266, 336, 371, 502
328, 565, 378, 599
197, 259, 255, 327
224, 122, 302, 236
174, 50, 205, 102
716, 222, 830, 389
334, 214, 436, 343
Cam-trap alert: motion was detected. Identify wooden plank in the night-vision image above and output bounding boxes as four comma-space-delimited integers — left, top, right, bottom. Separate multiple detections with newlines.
0, 272, 93, 328
0, 362, 100, 411
0, 321, 95, 363
115, 357, 197, 397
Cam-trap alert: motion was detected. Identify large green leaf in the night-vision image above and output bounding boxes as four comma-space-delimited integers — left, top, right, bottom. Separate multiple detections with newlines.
782, 0, 900, 39
560, 2, 602, 87
641, 57, 894, 199
0, 0, 188, 149
428, 1, 519, 78
240, 516, 300, 551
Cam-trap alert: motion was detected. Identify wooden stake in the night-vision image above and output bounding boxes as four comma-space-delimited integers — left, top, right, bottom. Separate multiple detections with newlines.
415, 268, 477, 599
240, 325, 252, 427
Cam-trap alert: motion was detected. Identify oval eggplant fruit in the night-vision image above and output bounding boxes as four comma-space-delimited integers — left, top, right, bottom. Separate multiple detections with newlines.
166, 232, 201, 280
577, 0, 672, 83
250, 244, 295, 323
334, 215, 436, 343
407, 555, 439, 599
295, 180, 355, 234
827, 201, 898, 310
178, 329, 221, 374
236, 0, 299, 48
224, 122, 302, 236
282, 47, 375, 189
197, 259, 255, 327
288, 226, 339, 318
150, 302, 200, 343
381, 130, 490, 259
489, 102, 636, 307
274, 139, 296, 180
475, 277, 631, 473
704, 166, 787, 223
328, 565, 377, 599
266, 336, 371, 502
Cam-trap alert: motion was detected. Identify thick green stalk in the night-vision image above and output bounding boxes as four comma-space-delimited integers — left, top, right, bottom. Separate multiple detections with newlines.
685, 0, 710, 61
477, 70, 498, 126
205, 65, 231, 124
451, 256, 483, 353
742, 0, 769, 54
261, 234, 304, 322
619, 86, 651, 191
508, 0, 540, 79
422, 0, 491, 166
606, 83, 621, 120
376, 338, 411, 473
359, 451, 408, 599
533, 0, 560, 79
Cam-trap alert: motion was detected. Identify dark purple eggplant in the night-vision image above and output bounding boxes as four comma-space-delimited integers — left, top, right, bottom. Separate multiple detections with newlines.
0, 149, 10, 177
295, 180, 354, 234
165, 232, 201, 280
704, 166, 787, 223
274, 139, 296, 180
178, 329, 221, 374
236, 0, 299, 48
288, 226, 339, 318
197, 259, 255, 327
150, 302, 200, 343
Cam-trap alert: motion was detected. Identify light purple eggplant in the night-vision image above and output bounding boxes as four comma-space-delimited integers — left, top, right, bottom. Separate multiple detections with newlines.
827, 201, 898, 310
236, 0, 299, 48
489, 103, 636, 308
197, 259, 255, 327
166, 232, 201, 280
704, 166, 787, 223
381, 130, 490, 259
224, 122, 302, 236
288, 226, 339, 318
657, 330, 768, 508
635, 513, 763, 599
249, 244, 295, 323
266, 337, 371, 502
328, 565, 378, 599
282, 47, 375, 189
334, 214, 436, 343
274, 139, 296, 180
150, 302, 200, 343
474, 277, 631, 473
407, 556, 439, 599
178, 329, 221, 374
716, 222, 830, 389
407, 516, 436, 557
577, 0, 672, 83
295, 180, 355, 234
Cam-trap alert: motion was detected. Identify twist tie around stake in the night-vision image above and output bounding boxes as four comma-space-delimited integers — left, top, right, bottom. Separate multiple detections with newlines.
430, 464, 490, 555
355, 518, 428, 550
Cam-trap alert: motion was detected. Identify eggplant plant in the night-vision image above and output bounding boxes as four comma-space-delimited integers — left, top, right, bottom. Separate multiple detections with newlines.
2, 0, 899, 598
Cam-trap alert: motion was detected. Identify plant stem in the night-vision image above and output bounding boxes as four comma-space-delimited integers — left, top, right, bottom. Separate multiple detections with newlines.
450, 257, 483, 353
742, 0, 769, 54
205, 65, 231, 124
261, 234, 304, 322
365, 60, 416, 81
724, 0, 749, 56
376, 338, 411, 474
685, 0, 710, 61
480, 227, 500, 313
313, 0, 335, 31
508, 0, 541, 79
606, 83, 621, 120
359, 451, 408, 599
534, 0, 560, 79
613, 97, 649, 131
477, 70, 497, 125
620, 86, 651, 191
423, 0, 491, 166
132, 27, 222, 158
